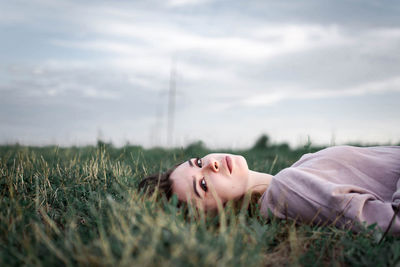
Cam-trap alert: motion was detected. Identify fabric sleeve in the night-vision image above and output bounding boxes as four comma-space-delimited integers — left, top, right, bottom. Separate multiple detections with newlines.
341, 188, 400, 234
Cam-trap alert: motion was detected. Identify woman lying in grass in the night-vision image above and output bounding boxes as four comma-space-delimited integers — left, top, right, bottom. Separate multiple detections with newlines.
139, 146, 400, 235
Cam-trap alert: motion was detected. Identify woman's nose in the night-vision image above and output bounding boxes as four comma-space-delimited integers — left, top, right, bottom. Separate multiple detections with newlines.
208, 160, 219, 172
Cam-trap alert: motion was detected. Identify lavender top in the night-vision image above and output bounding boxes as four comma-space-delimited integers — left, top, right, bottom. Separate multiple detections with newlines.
260, 146, 400, 235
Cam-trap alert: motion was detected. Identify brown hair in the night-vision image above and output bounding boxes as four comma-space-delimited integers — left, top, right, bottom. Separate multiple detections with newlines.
138, 162, 183, 199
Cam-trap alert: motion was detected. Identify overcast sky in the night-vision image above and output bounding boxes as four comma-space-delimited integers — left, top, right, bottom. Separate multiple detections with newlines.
1, 0, 400, 148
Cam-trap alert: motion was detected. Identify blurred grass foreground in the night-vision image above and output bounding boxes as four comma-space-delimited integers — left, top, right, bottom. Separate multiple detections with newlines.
1, 139, 400, 266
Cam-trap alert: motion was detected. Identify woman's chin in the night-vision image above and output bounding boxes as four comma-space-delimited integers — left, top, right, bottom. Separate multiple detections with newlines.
233, 155, 249, 175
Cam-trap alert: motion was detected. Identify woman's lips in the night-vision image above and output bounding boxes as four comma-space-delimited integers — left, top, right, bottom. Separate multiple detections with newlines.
226, 156, 233, 174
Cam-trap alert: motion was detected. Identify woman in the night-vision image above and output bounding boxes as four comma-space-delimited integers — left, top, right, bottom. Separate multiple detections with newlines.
139, 145, 400, 235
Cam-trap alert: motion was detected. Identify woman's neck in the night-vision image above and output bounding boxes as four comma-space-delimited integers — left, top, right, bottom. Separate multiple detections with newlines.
246, 170, 273, 195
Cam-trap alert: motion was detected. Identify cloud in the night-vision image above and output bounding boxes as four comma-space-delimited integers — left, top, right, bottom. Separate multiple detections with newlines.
240, 76, 400, 107
1, 0, 400, 147
61, 18, 348, 63
166, 0, 212, 7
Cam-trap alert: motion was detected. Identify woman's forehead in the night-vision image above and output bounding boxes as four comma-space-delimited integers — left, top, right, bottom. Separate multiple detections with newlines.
170, 161, 195, 195
172, 160, 193, 179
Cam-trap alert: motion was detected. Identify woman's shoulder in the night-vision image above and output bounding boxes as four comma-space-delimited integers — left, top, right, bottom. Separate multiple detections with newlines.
306, 145, 363, 157
291, 145, 400, 168
309, 145, 400, 156
260, 166, 337, 220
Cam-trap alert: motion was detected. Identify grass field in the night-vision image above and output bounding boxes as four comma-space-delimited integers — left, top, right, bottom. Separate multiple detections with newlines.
1, 142, 399, 266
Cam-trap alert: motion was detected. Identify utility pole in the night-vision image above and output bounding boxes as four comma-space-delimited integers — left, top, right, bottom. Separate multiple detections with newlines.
167, 58, 177, 147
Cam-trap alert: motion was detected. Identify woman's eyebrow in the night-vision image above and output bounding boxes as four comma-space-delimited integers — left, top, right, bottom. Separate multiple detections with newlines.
192, 177, 201, 198
188, 159, 194, 167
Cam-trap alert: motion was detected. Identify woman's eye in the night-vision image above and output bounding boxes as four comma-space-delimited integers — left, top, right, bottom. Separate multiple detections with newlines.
200, 178, 208, 192
196, 157, 203, 168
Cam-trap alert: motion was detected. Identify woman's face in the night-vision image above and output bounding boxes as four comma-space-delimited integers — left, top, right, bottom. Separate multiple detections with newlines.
170, 153, 249, 210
